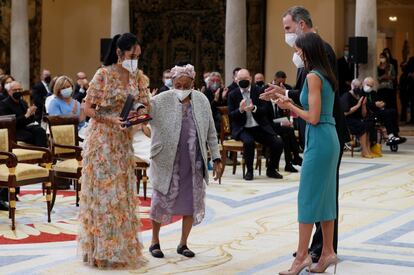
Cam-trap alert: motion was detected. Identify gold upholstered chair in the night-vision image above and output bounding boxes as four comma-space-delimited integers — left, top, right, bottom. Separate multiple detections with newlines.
0, 115, 53, 230
45, 115, 82, 208
216, 107, 262, 182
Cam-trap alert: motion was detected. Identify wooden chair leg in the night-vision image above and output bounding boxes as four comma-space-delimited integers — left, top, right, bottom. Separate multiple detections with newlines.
136, 169, 142, 195
232, 152, 237, 175
142, 169, 148, 200
51, 176, 58, 211
75, 180, 80, 207
45, 181, 52, 223
42, 182, 45, 195
9, 187, 16, 230
220, 149, 227, 184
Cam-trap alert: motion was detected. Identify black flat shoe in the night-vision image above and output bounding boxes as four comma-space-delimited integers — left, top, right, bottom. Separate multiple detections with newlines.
244, 171, 254, 181
266, 170, 283, 179
177, 244, 195, 258
149, 243, 164, 258
285, 164, 298, 173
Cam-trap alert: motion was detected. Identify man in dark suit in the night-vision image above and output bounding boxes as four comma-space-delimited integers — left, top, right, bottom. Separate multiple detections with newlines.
266, 99, 302, 172
155, 69, 172, 95
31, 69, 52, 122
228, 69, 283, 181
0, 81, 47, 147
73, 71, 89, 103
227, 67, 242, 93
337, 46, 354, 96
260, 6, 349, 263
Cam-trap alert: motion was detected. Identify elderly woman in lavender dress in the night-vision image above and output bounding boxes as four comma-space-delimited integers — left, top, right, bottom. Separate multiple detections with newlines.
148, 64, 222, 258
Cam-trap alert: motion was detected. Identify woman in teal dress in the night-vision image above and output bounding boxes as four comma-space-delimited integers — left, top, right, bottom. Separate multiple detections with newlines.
276, 32, 340, 275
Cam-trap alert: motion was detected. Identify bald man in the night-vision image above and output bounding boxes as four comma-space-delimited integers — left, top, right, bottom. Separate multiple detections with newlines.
227, 69, 283, 180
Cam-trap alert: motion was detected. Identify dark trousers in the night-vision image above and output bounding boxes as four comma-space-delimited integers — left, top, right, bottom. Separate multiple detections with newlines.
310, 147, 343, 255
238, 126, 283, 172
17, 125, 48, 147
273, 124, 300, 165
297, 117, 307, 149
375, 108, 399, 135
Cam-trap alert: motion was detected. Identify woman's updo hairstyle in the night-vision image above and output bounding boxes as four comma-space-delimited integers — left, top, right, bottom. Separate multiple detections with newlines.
103, 33, 140, 66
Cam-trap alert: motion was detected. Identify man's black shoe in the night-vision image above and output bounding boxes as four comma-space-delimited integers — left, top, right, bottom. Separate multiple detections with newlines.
292, 156, 303, 166
0, 201, 9, 211
285, 164, 298, 173
244, 171, 254, 181
266, 170, 283, 179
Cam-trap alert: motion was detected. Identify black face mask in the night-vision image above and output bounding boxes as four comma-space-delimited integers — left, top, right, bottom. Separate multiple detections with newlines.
256, 81, 264, 87
12, 92, 22, 100
44, 76, 51, 84
353, 88, 363, 97
238, 80, 250, 89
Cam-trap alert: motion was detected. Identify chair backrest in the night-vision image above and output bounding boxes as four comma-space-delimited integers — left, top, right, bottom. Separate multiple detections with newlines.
217, 106, 231, 144
45, 115, 79, 155
0, 115, 16, 152
22, 90, 31, 106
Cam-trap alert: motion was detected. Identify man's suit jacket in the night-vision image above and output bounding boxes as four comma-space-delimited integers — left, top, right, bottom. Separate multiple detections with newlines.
156, 85, 169, 95
31, 81, 49, 122
0, 97, 34, 129
227, 85, 275, 140
287, 40, 349, 145
73, 84, 87, 103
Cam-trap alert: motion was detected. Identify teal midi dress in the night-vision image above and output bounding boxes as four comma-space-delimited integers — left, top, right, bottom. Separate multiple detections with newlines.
298, 70, 340, 223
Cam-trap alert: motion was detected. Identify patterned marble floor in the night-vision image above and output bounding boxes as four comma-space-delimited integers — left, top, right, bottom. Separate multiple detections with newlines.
1, 138, 414, 274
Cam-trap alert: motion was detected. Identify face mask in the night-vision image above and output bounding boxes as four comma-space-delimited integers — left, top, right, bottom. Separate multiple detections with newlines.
344, 51, 349, 58
175, 89, 192, 101
292, 52, 304, 68
363, 85, 372, 93
285, 33, 297, 48
256, 81, 264, 87
44, 76, 51, 84
165, 78, 173, 88
12, 91, 22, 100
204, 77, 209, 85
210, 83, 220, 91
380, 58, 386, 63
122, 59, 138, 74
353, 88, 362, 96
61, 87, 73, 98
238, 80, 250, 89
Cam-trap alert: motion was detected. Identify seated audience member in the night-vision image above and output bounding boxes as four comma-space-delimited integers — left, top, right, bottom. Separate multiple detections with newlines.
48, 76, 86, 128
341, 79, 378, 158
0, 81, 47, 147
362, 77, 406, 146
228, 68, 283, 181
156, 69, 172, 95
204, 72, 228, 131
266, 99, 302, 172
32, 69, 52, 123
272, 71, 293, 90
73, 72, 89, 103
44, 76, 60, 114
227, 67, 242, 93
254, 73, 266, 90
0, 75, 15, 101
200, 71, 211, 94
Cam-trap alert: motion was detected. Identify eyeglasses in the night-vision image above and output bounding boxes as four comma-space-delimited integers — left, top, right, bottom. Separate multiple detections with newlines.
11, 89, 23, 93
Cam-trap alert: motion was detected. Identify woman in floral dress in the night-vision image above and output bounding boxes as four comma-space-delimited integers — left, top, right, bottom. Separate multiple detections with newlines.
78, 33, 147, 269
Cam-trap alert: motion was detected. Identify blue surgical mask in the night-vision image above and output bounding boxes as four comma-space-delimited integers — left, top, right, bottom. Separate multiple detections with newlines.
210, 83, 220, 91
61, 87, 73, 98
165, 78, 173, 88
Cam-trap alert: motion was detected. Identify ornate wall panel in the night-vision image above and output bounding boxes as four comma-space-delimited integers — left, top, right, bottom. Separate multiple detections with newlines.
130, 0, 265, 87
0, 0, 42, 86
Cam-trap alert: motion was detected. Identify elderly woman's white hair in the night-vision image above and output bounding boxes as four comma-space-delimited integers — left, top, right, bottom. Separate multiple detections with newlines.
171, 64, 196, 80
351, 78, 361, 89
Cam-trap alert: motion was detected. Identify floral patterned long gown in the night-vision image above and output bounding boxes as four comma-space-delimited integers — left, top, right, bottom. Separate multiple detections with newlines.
78, 65, 148, 269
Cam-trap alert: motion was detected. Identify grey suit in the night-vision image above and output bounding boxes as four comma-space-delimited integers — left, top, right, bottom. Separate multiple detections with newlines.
149, 90, 220, 195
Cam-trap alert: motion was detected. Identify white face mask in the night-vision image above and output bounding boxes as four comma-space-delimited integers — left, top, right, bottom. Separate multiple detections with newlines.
174, 89, 192, 101
122, 59, 138, 74
285, 33, 297, 48
292, 52, 304, 68
363, 85, 372, 93
61, 87, 73, 98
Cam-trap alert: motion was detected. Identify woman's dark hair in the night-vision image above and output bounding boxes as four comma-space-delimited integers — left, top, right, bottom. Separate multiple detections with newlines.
103, 33, 140, 66
0, 74, 15, 91
295, 32, 337, 91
